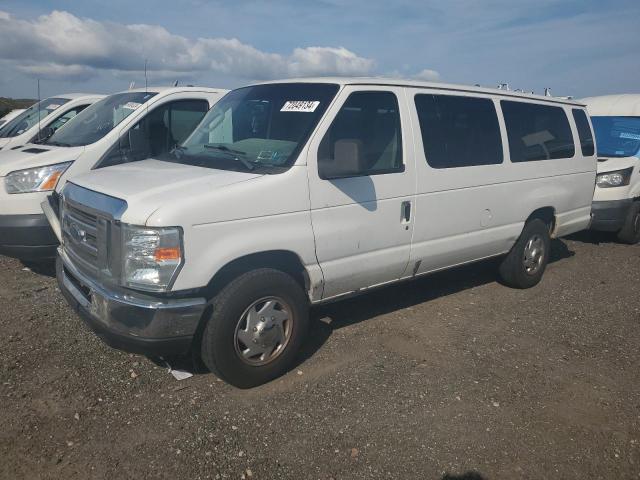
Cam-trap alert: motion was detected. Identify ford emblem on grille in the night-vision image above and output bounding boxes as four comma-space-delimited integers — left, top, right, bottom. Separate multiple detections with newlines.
69, 222, 87, 244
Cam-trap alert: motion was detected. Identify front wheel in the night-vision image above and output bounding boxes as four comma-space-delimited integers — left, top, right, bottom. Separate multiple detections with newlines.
200, 268, 309, 388
617, 201, 640, 244
498, 218, 551, 289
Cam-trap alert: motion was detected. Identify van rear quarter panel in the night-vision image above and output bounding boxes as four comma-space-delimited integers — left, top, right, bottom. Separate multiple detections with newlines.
405, 88, 596, 276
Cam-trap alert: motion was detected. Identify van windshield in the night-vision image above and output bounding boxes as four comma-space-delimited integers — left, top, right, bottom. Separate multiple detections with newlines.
591, 116, 640, 157
160, 83, 339, 173
45, 92, 157, 147
0, 97, 70, 138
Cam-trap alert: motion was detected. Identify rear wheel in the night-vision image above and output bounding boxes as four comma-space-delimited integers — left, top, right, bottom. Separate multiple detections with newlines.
499, 218, 551, 289
617, 201, 640, 244
200, 268, 309, 388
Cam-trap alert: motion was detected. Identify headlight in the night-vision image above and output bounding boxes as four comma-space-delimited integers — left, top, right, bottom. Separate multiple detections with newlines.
122, 224, 183, 292
596, 167, 633, 188
5, 162, 72, 194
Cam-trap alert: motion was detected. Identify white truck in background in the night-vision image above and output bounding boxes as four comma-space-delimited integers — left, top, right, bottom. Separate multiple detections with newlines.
0, 94, 104, 151
0, 109, 26, 129
0, 86, 227, 259
584, 94, 640, 243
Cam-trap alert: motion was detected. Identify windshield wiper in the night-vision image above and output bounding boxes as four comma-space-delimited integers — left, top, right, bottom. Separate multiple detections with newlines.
45, 141, 72, 147
204, 144, 247, 156
203, 144, 254, 171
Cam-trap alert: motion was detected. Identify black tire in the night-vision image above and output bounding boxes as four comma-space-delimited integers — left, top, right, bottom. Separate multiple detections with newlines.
617, 201, 640, 244
200, 268, 309, 388
498, 218, 551, 289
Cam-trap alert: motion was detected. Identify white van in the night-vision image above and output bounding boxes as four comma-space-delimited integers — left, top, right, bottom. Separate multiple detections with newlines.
52, 78, 597, 387
582, 94, 640, 243
0, 94, 104, 150
0, 86, 227, 260
0, 109, 26, 129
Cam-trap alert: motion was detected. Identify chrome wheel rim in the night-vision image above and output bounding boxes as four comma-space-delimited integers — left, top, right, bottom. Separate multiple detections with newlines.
523, 234, 545, 275
234, 296, 293, 366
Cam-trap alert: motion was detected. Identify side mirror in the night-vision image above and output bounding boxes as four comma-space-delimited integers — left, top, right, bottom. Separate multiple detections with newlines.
34, 126, 54, 143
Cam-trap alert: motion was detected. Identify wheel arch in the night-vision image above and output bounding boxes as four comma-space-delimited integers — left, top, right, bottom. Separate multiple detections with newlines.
202, 250, 312, 301
526, 206, 557, 237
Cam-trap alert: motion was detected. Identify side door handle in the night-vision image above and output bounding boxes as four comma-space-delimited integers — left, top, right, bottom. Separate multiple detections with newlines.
401, 201, 411, 223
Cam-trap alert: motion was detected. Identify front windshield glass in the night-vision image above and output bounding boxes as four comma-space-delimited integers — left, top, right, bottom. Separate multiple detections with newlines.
0, 97, 70, 138
45, 92, 157, 147
160, 83, 339, 172
591, 116, 640, 157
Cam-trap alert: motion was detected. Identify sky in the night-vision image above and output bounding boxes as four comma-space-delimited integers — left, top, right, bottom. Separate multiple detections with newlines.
0, 0, 639, 99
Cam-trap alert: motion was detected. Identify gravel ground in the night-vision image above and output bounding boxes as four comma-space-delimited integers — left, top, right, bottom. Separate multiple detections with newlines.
1, 232, 639, 480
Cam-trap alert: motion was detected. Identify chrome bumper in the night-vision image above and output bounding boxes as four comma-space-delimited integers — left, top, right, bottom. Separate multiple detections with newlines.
57, 249, 207, 356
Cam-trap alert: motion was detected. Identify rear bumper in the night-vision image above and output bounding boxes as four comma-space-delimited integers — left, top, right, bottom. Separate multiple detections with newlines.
0, 214, 58, 259
57, 252, 207, 357
591, 199, 633, 232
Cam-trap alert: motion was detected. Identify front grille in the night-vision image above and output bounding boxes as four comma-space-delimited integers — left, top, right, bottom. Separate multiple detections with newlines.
60, 182, 127, 283
62, 201, 104, 276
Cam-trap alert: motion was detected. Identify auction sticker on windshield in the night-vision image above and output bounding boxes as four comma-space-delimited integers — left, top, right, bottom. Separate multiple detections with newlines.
281, 101, 320, 113
123, 102, 142, 110
46, 104, 61, 110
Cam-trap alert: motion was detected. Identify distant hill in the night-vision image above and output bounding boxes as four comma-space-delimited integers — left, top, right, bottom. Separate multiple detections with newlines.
0, 97, 37, 118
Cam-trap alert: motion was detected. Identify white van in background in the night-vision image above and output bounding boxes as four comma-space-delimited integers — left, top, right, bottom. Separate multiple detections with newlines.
0, 109, 26, 129
0, 94, 104, 151
53, 78, 597, 387
583, 94, 640, 243
0, 86, 228, 260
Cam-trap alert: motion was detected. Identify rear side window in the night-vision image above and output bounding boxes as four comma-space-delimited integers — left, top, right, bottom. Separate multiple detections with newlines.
415, 94, 503, 168
318, 91, 403, 179
501, 101, 575, 162
572, 109, 595, 156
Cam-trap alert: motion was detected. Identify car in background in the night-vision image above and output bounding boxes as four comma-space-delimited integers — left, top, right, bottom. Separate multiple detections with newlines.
0, 86, 228, 260
0, 94, 104, 151
0, 109, 26, 128
583, 94, 640, 243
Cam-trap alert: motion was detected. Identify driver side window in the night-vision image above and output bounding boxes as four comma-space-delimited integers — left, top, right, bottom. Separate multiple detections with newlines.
318, 91, 403, 179
98, 99, 208, 168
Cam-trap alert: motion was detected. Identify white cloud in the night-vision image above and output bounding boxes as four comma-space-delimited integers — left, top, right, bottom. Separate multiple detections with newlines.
16, 63, 97, 81
0, 10, 376, 81
412, 69, 441, 82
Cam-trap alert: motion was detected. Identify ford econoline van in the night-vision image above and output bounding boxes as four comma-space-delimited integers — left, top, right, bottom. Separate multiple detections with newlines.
583, 94, 640, 243
0, 94, 104, 151
52, 78, 597, 387
0, 86, 227, 260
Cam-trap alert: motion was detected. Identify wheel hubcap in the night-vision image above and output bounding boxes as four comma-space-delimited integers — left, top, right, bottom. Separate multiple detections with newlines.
523, 234, 545, 275
234, 297, 293, 366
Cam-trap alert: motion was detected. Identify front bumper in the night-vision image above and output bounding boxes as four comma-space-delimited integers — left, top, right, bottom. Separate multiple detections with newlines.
0, 213, 58, 260
591, 199, 633, 232
57, 251, 207, 357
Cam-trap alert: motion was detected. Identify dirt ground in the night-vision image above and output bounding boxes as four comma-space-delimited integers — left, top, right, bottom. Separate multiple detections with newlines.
1, 231, 639, 480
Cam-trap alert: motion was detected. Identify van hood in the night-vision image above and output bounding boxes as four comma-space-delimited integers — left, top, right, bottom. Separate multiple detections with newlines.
67, 158, 263, 225
0, 144, 85, 176
596, 155, 637, 174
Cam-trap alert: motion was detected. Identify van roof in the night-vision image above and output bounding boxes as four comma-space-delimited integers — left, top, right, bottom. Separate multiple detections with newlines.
117, 86, 229, 96
253, 77, 585, 107
581, 94, 640, 116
